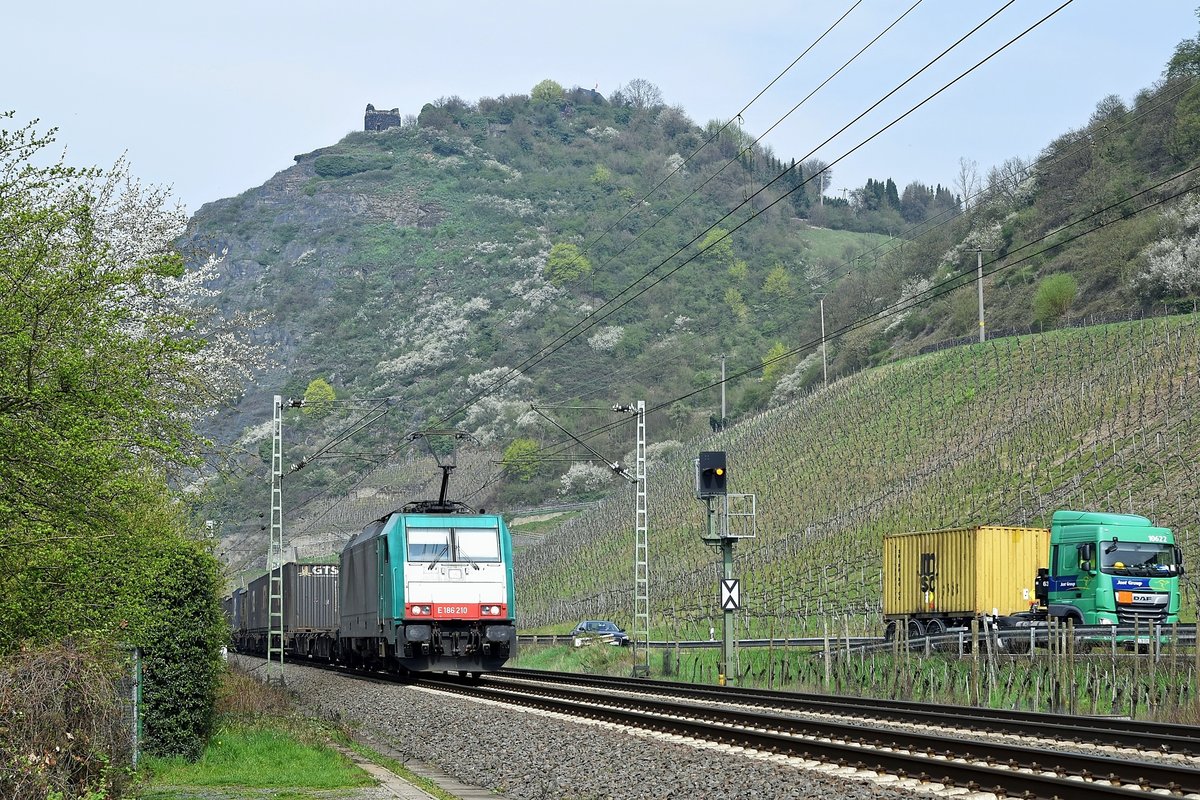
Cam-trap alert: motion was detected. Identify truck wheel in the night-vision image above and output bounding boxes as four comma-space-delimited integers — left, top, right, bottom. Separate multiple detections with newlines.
924, 617, 947, 649
883, 620, 898, 642
907, 619, 926, 639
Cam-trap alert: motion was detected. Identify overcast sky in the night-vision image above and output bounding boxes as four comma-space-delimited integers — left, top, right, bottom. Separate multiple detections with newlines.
6, 2, 1196, 216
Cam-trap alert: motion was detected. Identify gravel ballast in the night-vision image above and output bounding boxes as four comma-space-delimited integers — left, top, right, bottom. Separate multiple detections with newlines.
256, 658, 932, 800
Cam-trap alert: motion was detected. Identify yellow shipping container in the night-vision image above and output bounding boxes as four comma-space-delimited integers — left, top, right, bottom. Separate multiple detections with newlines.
882, 525, 1049, 621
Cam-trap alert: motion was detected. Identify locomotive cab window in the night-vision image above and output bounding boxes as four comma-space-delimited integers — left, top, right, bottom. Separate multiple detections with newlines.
408, 528, 451, 562
407, 526, 500, 563
455, 527, 501, 563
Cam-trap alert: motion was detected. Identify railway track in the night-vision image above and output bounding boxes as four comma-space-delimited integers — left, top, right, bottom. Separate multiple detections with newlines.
495, 667, 1199, 754
410, 668, 1200, 799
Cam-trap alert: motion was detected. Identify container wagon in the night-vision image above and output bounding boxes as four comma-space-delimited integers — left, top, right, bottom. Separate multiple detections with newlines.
230, 562, 339, 658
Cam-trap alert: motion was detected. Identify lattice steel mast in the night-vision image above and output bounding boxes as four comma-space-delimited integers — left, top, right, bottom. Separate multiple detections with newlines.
266, 395, 285, 685
631, 401, 649, 677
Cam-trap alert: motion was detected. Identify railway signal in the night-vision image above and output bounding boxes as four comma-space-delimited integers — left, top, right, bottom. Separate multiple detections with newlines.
694, 450, 755, 686
695, 450, 727, 497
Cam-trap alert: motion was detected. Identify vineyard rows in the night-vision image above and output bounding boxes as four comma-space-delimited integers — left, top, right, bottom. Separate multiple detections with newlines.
517, 315, 1200, 638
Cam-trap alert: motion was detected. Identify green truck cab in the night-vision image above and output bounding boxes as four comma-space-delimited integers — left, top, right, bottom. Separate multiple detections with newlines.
1038, 510, 1184, 627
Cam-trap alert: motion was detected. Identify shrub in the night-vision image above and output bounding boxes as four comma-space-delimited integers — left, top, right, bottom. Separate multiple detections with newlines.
138, 537, 226, 761
502, 437, 541, 481
312, 154, 392, 178
1033, 273, 1078, 325
531, 79, 565, 105
0, 642, 132, 800
544, 242, 592, 286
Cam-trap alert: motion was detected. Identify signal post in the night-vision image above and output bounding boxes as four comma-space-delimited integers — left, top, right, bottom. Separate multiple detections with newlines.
695, 451, 755, 686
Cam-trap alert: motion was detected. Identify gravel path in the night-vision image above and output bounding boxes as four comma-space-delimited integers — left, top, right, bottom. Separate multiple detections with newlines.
257, 658, 932, 800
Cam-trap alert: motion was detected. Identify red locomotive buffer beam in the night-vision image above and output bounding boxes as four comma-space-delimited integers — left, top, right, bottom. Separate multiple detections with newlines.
407, 603, 508, 620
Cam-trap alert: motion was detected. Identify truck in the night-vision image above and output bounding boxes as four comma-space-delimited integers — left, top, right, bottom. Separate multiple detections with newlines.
881, 510, 1184, 642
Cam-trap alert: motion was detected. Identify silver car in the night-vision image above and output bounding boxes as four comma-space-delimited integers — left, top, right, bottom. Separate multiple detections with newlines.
571, 620, 630, 646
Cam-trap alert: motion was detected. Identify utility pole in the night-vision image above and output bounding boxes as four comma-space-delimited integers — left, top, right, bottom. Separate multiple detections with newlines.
267, 395, 303, 686
266, 395, 285, 686
720, 354, 726, 427
818, 295, 828, 388
971, 248, 993, 343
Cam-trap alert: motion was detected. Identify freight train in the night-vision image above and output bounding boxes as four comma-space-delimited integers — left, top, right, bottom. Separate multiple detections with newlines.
881, 509, 1184, 641
224, 468, 517, 676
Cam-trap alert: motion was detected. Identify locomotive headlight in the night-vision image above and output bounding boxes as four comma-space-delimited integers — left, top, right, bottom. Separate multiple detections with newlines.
411, 605, 430, 616
490, 605, 501, 615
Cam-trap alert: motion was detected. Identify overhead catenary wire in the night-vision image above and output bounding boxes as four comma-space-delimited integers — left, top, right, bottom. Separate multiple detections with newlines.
497, 163, 1200, 479
417, 0, 1080, 500
433, 0, 1048, 429
246, 0, 1106, 541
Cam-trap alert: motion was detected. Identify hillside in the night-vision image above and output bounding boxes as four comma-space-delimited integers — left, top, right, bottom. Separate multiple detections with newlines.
185, 82, 895, 553
187, 30, 1200, 568
517, 315, 1200, 634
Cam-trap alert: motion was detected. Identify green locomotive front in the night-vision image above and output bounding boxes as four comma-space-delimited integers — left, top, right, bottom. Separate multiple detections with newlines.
338, 507, 516, 675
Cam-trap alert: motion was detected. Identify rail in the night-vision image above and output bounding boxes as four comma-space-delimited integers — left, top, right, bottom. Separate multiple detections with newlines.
422, 668, 1200, 799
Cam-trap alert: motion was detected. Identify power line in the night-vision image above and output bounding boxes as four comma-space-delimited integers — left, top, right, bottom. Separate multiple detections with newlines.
241, 1, 1082, 531
505, 163, 1200, 474
280, 2, 1030, 527
438, 2, 1078, 498
434, 1, 1038, 430
571, 0, 869, 268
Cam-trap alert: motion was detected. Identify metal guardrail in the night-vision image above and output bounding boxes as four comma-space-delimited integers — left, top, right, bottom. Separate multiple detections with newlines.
871, 622, 1197, 655
518, 634, 876, 649
508, 501, 601, 518
518, 624, 1196, 652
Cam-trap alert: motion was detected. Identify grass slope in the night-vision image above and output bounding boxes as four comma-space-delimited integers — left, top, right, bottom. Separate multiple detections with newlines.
516, 315, 1200, 637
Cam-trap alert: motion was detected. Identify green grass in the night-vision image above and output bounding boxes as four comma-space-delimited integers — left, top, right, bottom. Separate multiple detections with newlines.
800, 225, 891, 265
140, 723, 375, 792
513, 641, 1200, 722
135, 663, 463, 800
513, 642, 637, 675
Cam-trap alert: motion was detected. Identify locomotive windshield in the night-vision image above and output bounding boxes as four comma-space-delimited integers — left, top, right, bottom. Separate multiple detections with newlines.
407, 526, 500, 564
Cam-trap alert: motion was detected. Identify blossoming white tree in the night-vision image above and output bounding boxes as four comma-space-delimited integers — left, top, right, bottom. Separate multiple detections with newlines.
1135, 195, 1200, 307
0, 112, 264, 654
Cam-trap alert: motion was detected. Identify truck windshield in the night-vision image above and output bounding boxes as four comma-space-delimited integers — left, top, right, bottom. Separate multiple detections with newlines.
1100, 541, 1178, 576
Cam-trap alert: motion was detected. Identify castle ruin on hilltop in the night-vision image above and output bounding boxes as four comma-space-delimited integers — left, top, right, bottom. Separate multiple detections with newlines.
364, 104, 403, 132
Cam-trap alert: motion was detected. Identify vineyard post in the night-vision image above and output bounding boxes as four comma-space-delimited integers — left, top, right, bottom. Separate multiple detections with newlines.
823, 619, 831, 690
971, 617, 980, 705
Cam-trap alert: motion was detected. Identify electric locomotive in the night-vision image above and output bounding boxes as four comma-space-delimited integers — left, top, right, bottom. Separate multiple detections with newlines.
337, 461, 516, 676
